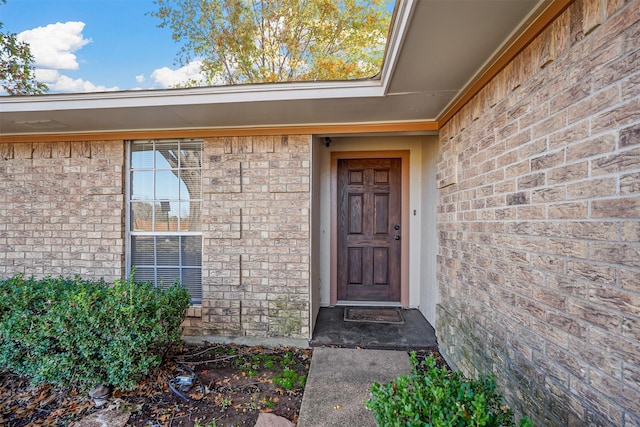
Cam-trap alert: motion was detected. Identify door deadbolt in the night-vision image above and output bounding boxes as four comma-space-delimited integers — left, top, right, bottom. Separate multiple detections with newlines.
394, 225, 400, 230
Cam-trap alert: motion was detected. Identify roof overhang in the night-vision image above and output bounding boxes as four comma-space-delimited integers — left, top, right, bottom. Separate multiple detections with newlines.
0, 0, 568, 141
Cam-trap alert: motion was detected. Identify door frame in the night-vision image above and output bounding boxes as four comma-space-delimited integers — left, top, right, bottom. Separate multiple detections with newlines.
330, 150, 410, 306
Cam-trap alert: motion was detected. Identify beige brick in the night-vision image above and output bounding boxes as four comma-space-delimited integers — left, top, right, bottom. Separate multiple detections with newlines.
548, 161, 589, 184
533, 112, 567, 139
547, 272, 587, 298
549, 238, 588, 258
532, 319, 569, 349
604, 0, 625, 18
592, 147, 640, 176
532, 186, 566, 203
32, 143, 52, 159
622, 317, 640, 340
589, 286, 640, 317
592, 97, 640, 134
623, 360, 640, 393
553, 10, 571, 57
595, 46, 640, 93
518, 172, 545, 189
549, 80, 591, 115
569, 299, 621, 331
530, 253, 565, 273
14, 144, 33, 159
583, 0, 604, 34
574, 380, 625, 426
565, 133, 616, 162
496, 150, 518, 169
548, 342, 589, 378
567, 260, 616, 286
621, 221, 640, 242
620, 122, 640, 148
548, 202, 588, 219
590, 242, 640, 267
505, 129, 535, 152
589, 368, 640, 415
591, 197, 640, 218
547, 311, 587, 339
569, 86, 620, 124
517, 205, 545, 219
0, 143, 13, 160
505, 160, 530, 178
497, 121, 519, 140
622, 72, 640, 101
71, 141, 91, 158
621, 173, 640, 195
569, 221, 618, 241
506, 191, 529, 205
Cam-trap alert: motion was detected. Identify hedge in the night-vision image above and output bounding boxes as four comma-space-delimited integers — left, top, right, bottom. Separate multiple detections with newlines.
0, 274, 190, 391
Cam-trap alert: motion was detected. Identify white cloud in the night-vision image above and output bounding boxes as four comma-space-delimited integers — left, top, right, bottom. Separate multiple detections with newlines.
34, 68, 60, 83
15, 21, 120, 93
18, 21, 90, 70
34, 69, 118, 92
50, 74, 119, 93
150, 60, 208, 88
14, 21, 210, 93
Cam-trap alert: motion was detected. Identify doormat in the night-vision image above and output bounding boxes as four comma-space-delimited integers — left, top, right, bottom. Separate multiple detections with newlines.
344, 307, 405, 324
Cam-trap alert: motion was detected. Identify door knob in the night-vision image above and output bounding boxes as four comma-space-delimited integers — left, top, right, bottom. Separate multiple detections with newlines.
394, 235, 400, 240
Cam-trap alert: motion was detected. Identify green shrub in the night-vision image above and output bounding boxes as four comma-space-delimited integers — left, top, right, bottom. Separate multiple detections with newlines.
366, 353, 532, 427
0, 273, 190, 391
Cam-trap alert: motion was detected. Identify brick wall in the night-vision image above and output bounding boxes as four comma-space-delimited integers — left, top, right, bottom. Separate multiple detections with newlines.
0, 140, 125, 281
198, 135, 311, 339
436, 1, 639, 425
0, 135, 311, 341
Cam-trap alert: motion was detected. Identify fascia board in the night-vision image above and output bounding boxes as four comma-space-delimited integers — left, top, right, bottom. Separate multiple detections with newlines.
0, 79, 385, 113
379, 0, 417, 93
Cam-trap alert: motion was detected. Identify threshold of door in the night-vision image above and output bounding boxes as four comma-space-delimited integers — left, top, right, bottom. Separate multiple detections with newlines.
336, 300, 403, 308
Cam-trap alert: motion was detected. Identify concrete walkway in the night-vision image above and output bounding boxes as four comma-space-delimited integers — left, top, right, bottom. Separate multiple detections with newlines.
297, 347, 411, 427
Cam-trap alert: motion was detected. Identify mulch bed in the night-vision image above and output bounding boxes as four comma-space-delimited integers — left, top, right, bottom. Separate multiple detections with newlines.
0, 343, 311, 427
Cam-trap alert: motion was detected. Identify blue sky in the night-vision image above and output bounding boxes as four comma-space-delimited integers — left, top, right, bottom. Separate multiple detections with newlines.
1, 0, 194, 92
2, 0, 395, 94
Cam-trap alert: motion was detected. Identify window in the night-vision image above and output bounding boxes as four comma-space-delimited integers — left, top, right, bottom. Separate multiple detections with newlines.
127, 139, 203, 303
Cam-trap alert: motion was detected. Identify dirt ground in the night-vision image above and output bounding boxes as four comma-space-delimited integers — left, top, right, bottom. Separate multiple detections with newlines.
0, 343, 311, 427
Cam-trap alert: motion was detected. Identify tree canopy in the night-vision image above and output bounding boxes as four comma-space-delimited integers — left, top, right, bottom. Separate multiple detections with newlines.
0, 0, 47, 95
151, 0, 393, 86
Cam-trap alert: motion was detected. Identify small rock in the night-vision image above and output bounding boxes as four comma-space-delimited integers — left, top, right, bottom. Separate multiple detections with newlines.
254, 412, 294, 427
92, 397, 108, 408
70, 409, 130, 427
89, 384, 110, 399
89, 384, 111, 407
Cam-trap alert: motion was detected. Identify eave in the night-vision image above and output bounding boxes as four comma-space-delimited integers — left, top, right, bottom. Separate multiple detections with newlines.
0, 0, 566, 142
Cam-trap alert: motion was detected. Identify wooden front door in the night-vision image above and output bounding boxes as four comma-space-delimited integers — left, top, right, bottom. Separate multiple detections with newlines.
337, 158, 402, 302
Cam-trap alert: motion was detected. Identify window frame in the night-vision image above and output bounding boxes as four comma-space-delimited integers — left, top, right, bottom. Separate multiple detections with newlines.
125, 139, 204, 304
